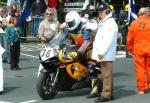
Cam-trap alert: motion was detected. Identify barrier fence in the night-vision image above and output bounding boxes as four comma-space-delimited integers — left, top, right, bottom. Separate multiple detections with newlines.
20, 16, 44, 41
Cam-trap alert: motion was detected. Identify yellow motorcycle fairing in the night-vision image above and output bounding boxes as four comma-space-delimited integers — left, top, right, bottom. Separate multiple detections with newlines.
66, 62, 88, 80
58, 50, 74, 63
58, 50, 88, 80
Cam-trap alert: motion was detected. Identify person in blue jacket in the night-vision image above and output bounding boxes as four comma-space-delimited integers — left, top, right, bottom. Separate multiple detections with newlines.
5, 16, 22, 70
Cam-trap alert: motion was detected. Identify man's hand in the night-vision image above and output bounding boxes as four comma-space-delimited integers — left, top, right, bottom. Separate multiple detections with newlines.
97, 54, 104, 62
82, 24, 87, 30
39, 36, 47, 42
128, 50, 133, 56
60, 22, 67, 29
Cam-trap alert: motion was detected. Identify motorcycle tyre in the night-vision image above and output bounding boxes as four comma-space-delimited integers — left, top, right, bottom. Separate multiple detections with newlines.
37, 72, 58, 100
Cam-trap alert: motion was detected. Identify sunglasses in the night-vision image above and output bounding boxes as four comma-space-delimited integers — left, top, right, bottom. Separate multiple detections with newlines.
46, 13, 53, 15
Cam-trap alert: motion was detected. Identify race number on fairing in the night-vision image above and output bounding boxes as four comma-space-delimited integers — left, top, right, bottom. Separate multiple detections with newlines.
40, 47, 54, 61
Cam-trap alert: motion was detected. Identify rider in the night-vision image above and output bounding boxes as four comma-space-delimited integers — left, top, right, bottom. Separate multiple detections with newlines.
61, 10, 99, 97
62, 11, 97, 57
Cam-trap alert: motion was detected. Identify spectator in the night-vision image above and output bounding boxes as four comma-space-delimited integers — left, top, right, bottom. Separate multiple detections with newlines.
127, 7, 150, 94
79, 11, 97, 54
0, 7, 10, 63
118, 4, 129, 51
48, 0, 58, 20
8, 3, 18, 17
0, 8, 5, 93
0, 45, 5, 94
38, 7, 60, 43
37, 7, 60, 76
92, 2, 118, 102
2, 19, 11, 64
0, 7, 5, 46
31, 0, 47, 36
31, 0, 47, 16
109, 4, 117, 21
0, 7, 5, 27
5, 16, 22, 70
7, 0, 20, 8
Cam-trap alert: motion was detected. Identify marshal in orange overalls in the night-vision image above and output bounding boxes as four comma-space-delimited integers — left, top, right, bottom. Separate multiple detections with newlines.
127, 15, 150, 93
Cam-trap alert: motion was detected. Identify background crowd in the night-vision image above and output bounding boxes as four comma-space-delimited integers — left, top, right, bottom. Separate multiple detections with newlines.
1, 0, 149, 51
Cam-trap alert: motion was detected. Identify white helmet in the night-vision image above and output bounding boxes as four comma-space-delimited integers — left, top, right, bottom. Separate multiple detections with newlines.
65, 11, 81, 31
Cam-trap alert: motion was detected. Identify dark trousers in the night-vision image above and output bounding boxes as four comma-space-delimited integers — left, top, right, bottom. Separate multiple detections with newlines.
10, 41, 20, 68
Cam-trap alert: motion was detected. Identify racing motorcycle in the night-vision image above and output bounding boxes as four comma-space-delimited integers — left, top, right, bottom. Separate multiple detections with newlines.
36, 32, 100, 100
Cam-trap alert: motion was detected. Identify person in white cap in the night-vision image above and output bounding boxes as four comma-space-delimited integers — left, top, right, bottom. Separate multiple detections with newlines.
92, 2, 118, 102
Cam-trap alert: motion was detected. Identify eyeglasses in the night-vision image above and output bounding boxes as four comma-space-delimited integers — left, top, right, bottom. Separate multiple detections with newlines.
46, 13, 53, 15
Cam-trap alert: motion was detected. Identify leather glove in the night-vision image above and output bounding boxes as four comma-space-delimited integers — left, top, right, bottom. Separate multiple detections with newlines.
70, 51, 78, 59
70, 51, 82, 59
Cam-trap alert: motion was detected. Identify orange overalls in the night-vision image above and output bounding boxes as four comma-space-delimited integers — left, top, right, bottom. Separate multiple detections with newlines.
127, 15, 150, 92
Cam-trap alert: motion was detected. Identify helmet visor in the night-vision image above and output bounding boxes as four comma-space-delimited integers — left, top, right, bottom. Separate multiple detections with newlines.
67, 20, 76, 29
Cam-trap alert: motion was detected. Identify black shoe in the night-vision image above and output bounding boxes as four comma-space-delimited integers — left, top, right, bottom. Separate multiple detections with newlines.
95, 96, 111, 102
86, 92, 98, 98
6, 60, 10, 64
2, 59, 7, 63
17, 67, 21, 70
10, 67, 15, 70
16, 66, 21, 70
10, 68, 18, 71
126, 54, 132, 58
0, 91, 4, 95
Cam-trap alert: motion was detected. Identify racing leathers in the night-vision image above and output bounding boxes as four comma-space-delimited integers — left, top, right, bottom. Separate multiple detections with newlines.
64, 19, 97, 55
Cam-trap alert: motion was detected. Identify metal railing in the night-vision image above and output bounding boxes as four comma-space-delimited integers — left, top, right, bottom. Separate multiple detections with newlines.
20, 16, 44, 41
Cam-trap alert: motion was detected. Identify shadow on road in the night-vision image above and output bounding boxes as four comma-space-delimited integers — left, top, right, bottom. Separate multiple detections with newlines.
21, 66, 38, 70
113, 72, 132, 78
3, 86, 21, 94
56, 88, 90, 99
20, 58, 30, 61
114, 85, 137, 99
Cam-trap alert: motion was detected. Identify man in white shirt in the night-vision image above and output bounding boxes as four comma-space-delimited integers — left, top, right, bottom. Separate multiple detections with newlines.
92, 2, 118, 102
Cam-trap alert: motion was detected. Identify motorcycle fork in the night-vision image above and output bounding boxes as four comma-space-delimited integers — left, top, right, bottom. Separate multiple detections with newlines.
51, 68, 59, 87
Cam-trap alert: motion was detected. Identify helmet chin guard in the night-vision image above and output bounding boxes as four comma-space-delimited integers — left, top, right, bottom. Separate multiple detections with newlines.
65, 11, 81, 31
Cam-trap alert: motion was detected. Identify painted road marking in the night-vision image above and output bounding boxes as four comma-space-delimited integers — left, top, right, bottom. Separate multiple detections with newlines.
0, 101, 13, 103
20, 100, 38, 103
21, 43, 41, 51
20, 53, 39, 59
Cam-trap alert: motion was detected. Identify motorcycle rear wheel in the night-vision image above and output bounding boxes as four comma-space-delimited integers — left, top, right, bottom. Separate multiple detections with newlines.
37, 72, 58, 100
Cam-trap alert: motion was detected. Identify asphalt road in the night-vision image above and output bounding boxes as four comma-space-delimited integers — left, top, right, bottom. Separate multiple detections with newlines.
0, 42, 150, 103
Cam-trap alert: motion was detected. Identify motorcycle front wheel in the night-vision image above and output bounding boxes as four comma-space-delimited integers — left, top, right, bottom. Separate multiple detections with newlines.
37, 72, 58, 100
